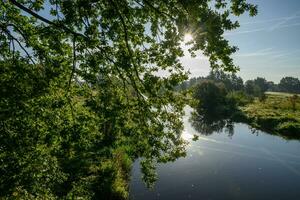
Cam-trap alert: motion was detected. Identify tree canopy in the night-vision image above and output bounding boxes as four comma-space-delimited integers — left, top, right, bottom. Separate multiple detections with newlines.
0, 0, 257, 199
279, 77, 300, 94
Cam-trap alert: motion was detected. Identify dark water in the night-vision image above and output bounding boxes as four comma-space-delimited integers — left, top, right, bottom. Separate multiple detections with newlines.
130, 107, 300, 200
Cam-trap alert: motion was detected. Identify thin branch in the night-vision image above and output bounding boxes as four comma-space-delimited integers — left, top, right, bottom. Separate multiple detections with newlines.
11, 39, 15, 60
6, 23, 29, 42
55, 1, 61, 20
141, 0, 176, 21
109, 0, 148, 94
1, 27, 36, 64
68, 36, 77, 89
8, 0, 88, 39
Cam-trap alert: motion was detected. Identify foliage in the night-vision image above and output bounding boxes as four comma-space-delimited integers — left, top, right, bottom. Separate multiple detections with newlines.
190, 111, 234, 137
193, 81, 228, 114
241, 93, 300, 140
290, 94, 299, 111
226, 91, 253, 106
192, 80, 242, 117
0, 0, 257, 198
244, 80, 262, 97
258, 92, 267, 102
207, 70, 244, 91
279, 77, 300, 94
191, 81, 249, 136
177, 69, 244, 92
179, 73, 300, 99
253, 77, 268, 93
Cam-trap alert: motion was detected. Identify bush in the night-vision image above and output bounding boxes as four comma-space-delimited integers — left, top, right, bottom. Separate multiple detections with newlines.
193, 80, 228, 115
277, 122, 300, 136
258, 93, 267, 102
289, 94, 299, 111
226, 91, 253, 106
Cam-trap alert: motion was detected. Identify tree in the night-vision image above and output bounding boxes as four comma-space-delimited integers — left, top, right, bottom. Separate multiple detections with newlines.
245, 79, 264, 97
231, 73, 244, 91
207, 70, 244, 91
267, 81, 279, 92
193, 80, 229, 115
0, 0, 257, 198
253, 77, 268, 92
279, 77, 300, 94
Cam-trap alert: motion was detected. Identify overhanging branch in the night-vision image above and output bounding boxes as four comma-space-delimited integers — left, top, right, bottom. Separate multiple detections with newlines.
8, 0, 88, 39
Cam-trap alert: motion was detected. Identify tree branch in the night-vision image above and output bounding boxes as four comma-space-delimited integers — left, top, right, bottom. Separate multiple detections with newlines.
68, 36, 77, 89
140, 0, 176, 21
109, 0, 148, 96
8, 0, 88, 39
0, 26, 36, 64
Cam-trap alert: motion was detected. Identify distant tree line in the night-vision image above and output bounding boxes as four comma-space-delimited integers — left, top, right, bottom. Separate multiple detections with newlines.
187, 70, 300, 138
176, 70, 300, 95
179, 70, 300, 121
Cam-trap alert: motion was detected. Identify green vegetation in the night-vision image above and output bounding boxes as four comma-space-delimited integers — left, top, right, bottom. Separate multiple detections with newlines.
190, 71, 300, 140
278, 77, 300, 94
193, 80, 237, 117
190, 80, 240, 136
0, 0, 258, 199
241, 93, 300, 139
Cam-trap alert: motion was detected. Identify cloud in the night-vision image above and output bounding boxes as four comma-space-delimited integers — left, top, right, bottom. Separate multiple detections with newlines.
233, 48, 278, 57
225, 22, 300, 36
271, 49, 300, 59
225, 11, 300, 36
241, 16, 300, 25
233, 48, 300, 61
269, 10, 300, 31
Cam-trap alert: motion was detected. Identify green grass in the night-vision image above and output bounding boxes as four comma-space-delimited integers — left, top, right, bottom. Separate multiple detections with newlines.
241, 92, 300, 140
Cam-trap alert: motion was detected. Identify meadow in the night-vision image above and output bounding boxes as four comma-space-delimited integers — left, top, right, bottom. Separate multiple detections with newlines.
241, 92, 300, 139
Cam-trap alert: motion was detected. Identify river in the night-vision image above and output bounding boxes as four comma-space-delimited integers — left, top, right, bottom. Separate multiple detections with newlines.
129, 107, 300, 200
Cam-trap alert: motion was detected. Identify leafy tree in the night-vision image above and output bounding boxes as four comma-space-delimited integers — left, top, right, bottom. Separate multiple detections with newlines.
191, 81, 243, 137
245, 80, 262, 97
267, 81, 279, 92
226, 90, 253, 106
253, 77, 268, 92
193, 80, 235, 115
279, 77, 300, 94
0, 0, 257, 198
231, 73, 244, 91
207, 70, 244, 91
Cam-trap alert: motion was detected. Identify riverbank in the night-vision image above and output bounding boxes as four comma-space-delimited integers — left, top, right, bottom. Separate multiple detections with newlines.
240, 92, 300, 140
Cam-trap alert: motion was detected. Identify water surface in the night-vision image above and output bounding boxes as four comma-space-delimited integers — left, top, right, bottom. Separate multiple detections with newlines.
130, 108, 300, 200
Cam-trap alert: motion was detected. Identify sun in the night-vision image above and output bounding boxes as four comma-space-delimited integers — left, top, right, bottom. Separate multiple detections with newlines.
184, 33, 193, 43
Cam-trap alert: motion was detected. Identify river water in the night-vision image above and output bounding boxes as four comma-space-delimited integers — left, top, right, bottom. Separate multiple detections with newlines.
129, 107, 300, 200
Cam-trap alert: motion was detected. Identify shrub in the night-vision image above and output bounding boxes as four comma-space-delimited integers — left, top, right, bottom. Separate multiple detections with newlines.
193, 80, 228, 115
227, 91, 253, 106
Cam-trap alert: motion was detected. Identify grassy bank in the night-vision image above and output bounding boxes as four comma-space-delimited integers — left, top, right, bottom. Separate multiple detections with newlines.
241, 92, 300, 139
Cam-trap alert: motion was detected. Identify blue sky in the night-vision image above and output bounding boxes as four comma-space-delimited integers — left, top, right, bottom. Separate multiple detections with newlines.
30, 0, 300, 83
182, 0, 300, 83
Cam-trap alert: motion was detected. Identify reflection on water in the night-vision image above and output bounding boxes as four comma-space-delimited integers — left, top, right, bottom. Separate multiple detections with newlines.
130, 107, 300, 200
190, 110, 234, 137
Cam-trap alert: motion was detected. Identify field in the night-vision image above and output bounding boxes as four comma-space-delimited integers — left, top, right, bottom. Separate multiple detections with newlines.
241, 92, 300, 139
265, 91, 299, 97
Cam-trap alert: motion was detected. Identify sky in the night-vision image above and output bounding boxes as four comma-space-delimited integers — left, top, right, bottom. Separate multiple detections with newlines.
182, 0, 300, 83
19, 0, 300, 83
